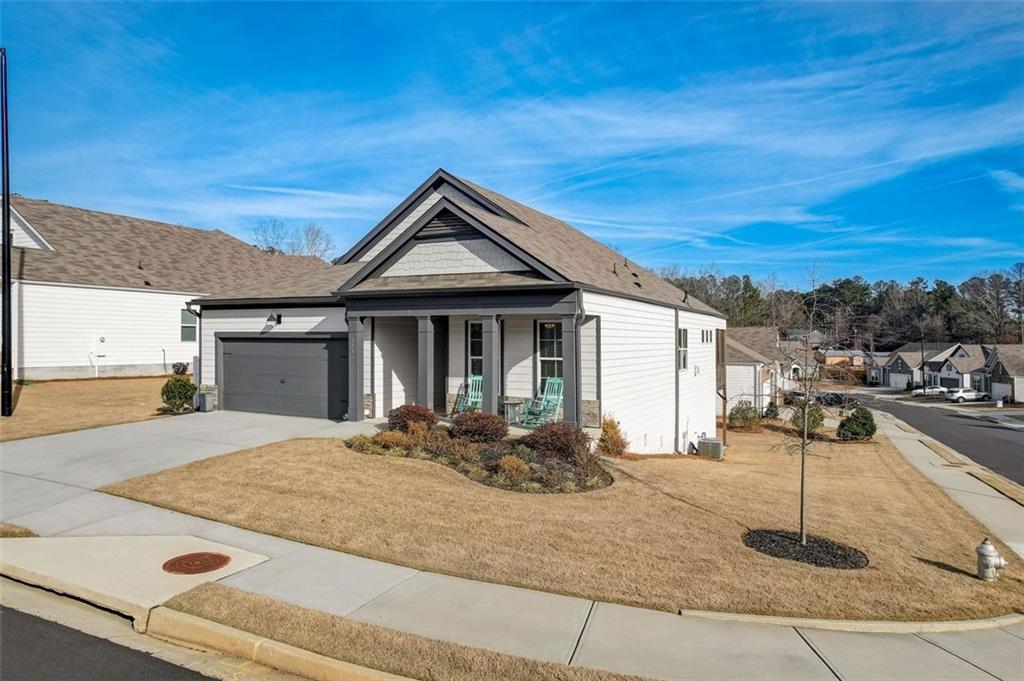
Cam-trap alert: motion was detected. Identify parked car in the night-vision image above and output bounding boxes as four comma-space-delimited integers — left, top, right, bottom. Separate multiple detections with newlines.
819, 392, 860, 408
911, 385, 948, 398
784, 390, 814, 404
945, 388, 991, 403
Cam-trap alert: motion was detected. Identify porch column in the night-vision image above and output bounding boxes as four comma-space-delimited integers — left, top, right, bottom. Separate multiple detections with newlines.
417, 315, 434, 410
561, 314, 579, 425
482, 315, 501, 414
347, 315, 364, 421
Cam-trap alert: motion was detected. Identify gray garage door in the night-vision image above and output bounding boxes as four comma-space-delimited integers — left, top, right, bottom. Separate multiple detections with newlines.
220, 337, 348, 419
939, 377, 960, 389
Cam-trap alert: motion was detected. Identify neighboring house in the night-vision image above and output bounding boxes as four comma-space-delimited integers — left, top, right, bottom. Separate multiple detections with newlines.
784, 328, 826, 348
723, 327, 800, 392
882, 342, 956, 389
866, 351, 890, 384
191, 169, 726, 454
3, 196, 325, 380
822, 349, 866, 367
922, 344, 991, 390
973, 345, 1024, 401
719, 336, 776, 416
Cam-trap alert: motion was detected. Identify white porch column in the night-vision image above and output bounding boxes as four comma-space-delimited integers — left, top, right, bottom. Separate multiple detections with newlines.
347, 315, 365, 421
482, 315, 500, 414
417, 315, 434, 411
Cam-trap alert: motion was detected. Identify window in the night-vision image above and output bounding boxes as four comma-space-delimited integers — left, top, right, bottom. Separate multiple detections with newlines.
678, 328, 688, 369
468, 322, 483, 377
180, 309, 197, 342
537, 321, 563, 389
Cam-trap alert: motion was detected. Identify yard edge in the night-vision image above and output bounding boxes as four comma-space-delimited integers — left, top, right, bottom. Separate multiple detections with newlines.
675, 608, 1024, 634
146, 606, 412, 681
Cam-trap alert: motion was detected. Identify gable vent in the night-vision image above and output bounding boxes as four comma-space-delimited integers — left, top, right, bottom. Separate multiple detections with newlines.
415, 209, 478, 241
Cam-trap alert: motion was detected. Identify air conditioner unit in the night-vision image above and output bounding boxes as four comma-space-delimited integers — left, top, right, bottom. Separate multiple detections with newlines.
698, 437, 724, 461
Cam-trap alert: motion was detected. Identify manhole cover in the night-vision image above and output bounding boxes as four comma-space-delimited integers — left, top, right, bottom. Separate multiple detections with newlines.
162, 551, 231, 575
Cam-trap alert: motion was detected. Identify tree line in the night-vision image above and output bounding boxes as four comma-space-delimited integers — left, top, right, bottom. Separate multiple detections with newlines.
658, 263, 1024, 350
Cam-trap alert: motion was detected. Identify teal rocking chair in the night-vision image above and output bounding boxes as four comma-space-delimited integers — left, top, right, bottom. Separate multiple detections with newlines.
521, 377, 564, 427
455, 375, 483, 413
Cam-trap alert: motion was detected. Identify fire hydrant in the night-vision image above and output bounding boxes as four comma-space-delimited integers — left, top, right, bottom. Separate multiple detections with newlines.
976, 538, 1008, 581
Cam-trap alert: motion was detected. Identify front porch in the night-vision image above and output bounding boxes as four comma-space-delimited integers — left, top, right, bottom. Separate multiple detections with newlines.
344, 290, 600, 427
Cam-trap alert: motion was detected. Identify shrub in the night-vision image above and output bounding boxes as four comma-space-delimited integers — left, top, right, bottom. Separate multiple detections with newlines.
837, 407, 877, 441
406, 420, 430, 444
595, 416, 628, 458
171, 361, 190, 376
345, 434, 374, 453
374, 430, 410, 449
522, 421, 592, 465
763, 401, 780, 420
728, 400, 761, 430
161, 377, 196, 414
497, 455, 530, 486
431, 435, 480, 465
388, 404, 437, 433
450, 412, 509, 443
790, 399, 824, 434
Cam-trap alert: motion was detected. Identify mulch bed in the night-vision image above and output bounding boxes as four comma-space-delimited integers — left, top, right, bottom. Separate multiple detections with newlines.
743, 529, 869, 569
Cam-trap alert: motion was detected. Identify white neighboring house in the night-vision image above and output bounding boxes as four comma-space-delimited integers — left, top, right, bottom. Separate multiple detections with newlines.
725, 327, 815, 394
719, 335, 777, 415
3, 196, 325, 380
192, 169, 727, 454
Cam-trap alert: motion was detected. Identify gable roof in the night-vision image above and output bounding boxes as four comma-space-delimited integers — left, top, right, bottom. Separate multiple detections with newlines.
726, 327, 782, 362
992, 345, 1024, 377
335, 169, 721, 317
885, 342, 953, 369
10, 196, 327, 294
725, 336, 772, 365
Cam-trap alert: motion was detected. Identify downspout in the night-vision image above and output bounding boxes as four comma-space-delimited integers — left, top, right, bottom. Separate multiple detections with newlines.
674, 307, 680, 454
186, 301, 202, 384
576, 290, 584, 428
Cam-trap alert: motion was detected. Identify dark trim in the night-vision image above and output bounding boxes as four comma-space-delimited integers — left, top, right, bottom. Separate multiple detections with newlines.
213, 331, 348, 340
464, 319, 470, 381
197, 312, 203, 385
344, 290, 578, 317
500, 318, 505, 396
339, 197, 565, 293
674, 308, 680, 454
197, 297, 343, 309
346, 315, 364, 421
370, 317, 376, 413
595, 316, 602, 403
337, 168, 526, 264
532, 319, 538, 395
342, 282, 572, 299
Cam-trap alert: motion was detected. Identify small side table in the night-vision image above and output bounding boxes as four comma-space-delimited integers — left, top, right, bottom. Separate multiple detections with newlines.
501, 397, 525, 424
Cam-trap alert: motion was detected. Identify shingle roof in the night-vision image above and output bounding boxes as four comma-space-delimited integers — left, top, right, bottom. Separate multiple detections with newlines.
886, 343, 953, 369
203, 262, 364, 301
451, 175, 722, 317
725, 336, 772, 365
726, 327, 782, 361
993, 345, 1024, 376
11, 196, 327, 294
352, 271, 552, 293
941, 345, 988, 375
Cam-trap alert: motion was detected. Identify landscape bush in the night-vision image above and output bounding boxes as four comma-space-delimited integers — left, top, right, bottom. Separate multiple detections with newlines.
837, 407, 877, 441
171, 362, 190, 376
728, 400, 761, 430
595, 416, 628, 458
497, 455, 531, 485
450, 411, 509, 443
789, 399, 824, 434
522, 421, 592, 465
388, 404, 437, 433
763, 401, 780, 420
374, 430, 411, 449
161, 377, 197, 414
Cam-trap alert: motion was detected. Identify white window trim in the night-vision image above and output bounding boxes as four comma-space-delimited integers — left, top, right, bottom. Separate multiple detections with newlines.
535, 319, 564, 391
467, 321, 483, 378
678, 328, 688, 370
180, 309, 197, 342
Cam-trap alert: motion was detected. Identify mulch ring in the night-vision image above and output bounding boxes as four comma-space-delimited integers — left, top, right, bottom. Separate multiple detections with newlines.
743, 529, 869, 569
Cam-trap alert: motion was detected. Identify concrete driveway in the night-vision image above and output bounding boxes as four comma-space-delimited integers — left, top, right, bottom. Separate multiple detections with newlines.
1, 411, 381, 521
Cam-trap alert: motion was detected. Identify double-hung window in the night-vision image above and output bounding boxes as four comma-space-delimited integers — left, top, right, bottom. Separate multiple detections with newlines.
678, 328, 688, 370
537, 321, 563, 390
468, 321, 483, 377
180, 309, 197, 342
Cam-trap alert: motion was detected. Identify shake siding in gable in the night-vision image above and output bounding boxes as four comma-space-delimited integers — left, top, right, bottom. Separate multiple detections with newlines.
198, 307, 348, 385
583, 291, 676, 454
359, 185, 470, 262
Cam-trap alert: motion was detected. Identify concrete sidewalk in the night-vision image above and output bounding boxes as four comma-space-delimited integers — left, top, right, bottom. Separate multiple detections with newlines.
3, 412, 1022, 681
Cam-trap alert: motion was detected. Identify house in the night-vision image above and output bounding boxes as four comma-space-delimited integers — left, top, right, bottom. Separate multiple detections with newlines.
191, 169, 726, 454
866, 351, 890, 384
722, 326, 800, 392
973, 345, 1024, 402
822, 349, 866, 367
719, 336, 776, 415
882, 342, 957, 389
922, 344, 991, 390
3, 197, 325, 380
784, 328, 826, 348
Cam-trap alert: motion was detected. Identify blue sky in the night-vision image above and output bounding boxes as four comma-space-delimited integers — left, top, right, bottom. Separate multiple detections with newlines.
4, 2, 1023, 287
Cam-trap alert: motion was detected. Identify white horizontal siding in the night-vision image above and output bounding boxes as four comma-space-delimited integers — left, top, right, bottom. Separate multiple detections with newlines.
371, 317, 417, 417
677, 311, 726, 452
583, 291, 677, 454
503, 317, 534, 398
198, 307, 348, 385
14, 281, 200, 377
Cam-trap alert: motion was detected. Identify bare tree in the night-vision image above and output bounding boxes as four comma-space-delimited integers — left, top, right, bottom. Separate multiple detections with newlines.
252, 218, 290, 254
1009, 262, 1024, 344
287, 223, 335, 260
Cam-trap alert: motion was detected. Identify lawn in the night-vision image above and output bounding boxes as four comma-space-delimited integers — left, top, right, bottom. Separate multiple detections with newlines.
104, 429, 1024, 621
1, 377, 167, 441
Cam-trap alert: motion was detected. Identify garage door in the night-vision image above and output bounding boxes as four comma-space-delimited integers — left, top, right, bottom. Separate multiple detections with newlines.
889, 373, 910, 389
220, 337, 348, 419
939, 377, 960, 389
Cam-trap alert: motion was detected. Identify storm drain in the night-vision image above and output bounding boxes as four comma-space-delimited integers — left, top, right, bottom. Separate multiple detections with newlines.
162, 552, 232, 575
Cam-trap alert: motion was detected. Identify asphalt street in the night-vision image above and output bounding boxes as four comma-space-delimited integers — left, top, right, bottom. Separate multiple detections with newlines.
861, 396, 1024, 485
0, 606, 213, 681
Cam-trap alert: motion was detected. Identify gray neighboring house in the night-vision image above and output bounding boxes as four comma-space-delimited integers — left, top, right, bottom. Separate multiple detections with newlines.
973, 345, 1024, 402
191, 169, 727, 455
882, 342, 957, 389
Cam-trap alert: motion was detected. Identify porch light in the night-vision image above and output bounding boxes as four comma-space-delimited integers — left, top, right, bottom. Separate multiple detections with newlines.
267, 311, 282, 326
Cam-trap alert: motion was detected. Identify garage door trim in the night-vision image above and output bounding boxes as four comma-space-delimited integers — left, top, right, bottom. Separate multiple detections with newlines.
214, 331, 349, 418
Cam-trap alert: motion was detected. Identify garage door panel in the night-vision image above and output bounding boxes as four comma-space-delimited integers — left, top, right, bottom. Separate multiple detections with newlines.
220, 338, 348, 420
939, 377, 960, 389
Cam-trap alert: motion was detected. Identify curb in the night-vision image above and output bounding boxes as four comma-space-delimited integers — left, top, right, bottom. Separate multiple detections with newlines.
676, 608, 1024, 633
147, 607, 412, 681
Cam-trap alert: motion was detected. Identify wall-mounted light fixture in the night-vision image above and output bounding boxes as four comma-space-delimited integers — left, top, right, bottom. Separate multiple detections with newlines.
267, 311, 282, 326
